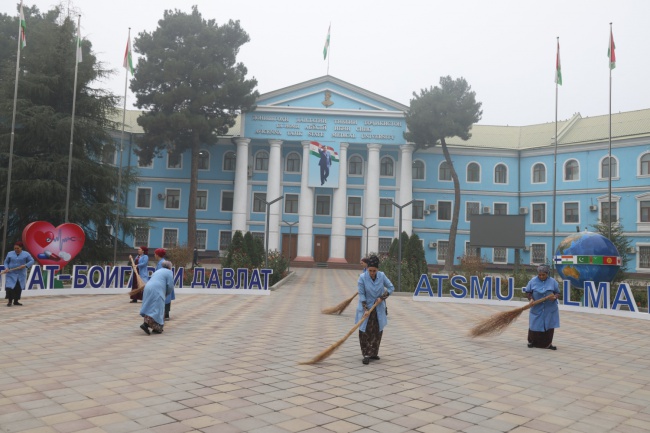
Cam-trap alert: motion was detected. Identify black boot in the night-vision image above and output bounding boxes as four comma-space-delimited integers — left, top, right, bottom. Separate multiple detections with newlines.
140, 323, 150, 335
13, 301, 22, 306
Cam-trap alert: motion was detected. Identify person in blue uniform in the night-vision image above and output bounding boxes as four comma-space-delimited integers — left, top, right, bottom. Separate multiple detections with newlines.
130, 246, 150, 303
1, 241, 35, 306
154, 248, 174, 320
355, 255, 394, 364
139, 260, 174, 335
318, 147, 331, 185
523, 264, 561, 350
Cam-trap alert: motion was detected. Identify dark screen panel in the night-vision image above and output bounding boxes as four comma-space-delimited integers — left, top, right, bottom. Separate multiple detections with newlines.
469, 215, 526, 248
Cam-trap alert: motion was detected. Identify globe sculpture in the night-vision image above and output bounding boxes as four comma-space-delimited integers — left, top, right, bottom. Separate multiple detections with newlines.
554, 231, 621, 289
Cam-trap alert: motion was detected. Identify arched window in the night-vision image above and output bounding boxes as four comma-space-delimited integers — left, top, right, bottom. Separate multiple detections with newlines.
640, 153, 650, 175
198, 150, 209, 170
494, 164, 507, 184
286, 152, 301, 173
466, 162, 480, 182
255, 150, 269, 172
348, 155, 363, 175
439, 161, 452, 181
380, 156, 394, 177
564, 159, 579, 181
601, 156, 618, 178
412, 160, 425, 180
223, 151, 236, 171
532, 163, 545, 183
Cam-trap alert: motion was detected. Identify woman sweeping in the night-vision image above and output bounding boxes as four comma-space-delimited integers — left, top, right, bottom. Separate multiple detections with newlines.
356, 255, 393, 364
523, 264, 561, 350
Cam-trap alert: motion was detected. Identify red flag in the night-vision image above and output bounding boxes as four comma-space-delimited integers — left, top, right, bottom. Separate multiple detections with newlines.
608, 29, 616, 70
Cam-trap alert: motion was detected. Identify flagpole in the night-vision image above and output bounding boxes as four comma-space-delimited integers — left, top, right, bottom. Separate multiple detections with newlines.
551, 37, 559, 273
113, 27, 131, 265
2, 2, 25, 259
607, 23, 613, 240
64, 15, 81, 223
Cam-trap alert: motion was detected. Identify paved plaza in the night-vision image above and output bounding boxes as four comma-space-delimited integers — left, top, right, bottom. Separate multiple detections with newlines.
2, 268, 650, 433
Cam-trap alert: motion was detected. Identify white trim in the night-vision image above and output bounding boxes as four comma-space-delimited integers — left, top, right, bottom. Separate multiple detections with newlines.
531, 162, 547, 184
493, 163, 509, 185
531, 202, 546, 224
135, 187, 152, 209
466, 161, 481, 183
562, 201, 580, 225
563, 158, 580, 182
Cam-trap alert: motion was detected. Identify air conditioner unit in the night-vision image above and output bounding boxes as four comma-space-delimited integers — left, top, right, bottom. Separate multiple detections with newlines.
626, 247, 637, 254
428, 241, 437, 249
482, 206, 491, 214
424, 210, 431, 216
247, 165, 253, 178
157, 193, 166, 200
519, 207, 529, 215
523, 246, 530, 252
589, 205, 598, 211
428, 204, 437, 212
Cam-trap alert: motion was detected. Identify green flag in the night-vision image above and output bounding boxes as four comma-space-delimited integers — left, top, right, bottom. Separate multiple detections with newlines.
608, 28, 616, 70
323, 24, 330, 60
555, 40, 562, 85
19, 1, 26, 48
123, 36, 135, 74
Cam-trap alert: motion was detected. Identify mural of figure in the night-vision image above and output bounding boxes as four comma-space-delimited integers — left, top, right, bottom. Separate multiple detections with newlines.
318, 146, 331, 185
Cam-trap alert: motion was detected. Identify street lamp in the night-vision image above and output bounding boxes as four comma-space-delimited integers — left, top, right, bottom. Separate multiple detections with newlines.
360, 223, 376, 258
391, 199, 414, 292
264, 196, 283, 268
282, 220, 298, 273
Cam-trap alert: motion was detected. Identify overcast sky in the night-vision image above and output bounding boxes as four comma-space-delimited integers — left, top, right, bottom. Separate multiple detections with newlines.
4, 0, 650, 126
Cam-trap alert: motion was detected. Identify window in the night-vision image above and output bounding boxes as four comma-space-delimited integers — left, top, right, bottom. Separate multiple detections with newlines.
380, 156, 394, 177
219, 231, 232, 250
285, 194, 299, 214
198, 151, 209, 170
532, 203, 546, 224
165, 189, 181, 209
467, 162, 480, 182
640, 153, 650, 176
134, 227, 149, 247
601, 156, 618, 179
494, 164, 507, 184
136, 188, 151, 208
412, 200, 424, 220
163, 229, 178, 249
494, 203, 507, 215
465, 202, 479, 221
221, 191, 233, 212
412, 160, 425, 180
196, 190, 207, 211
564, 159, 579, 181
533, 163, 546, 183
255, 150, 269, 171
253, 193, 266, 213
641, 201, 650, 223
494, 247, 507, 264
378, 238, 392, 254
437, 240, 449, 261
531, 243, 546, 265
640, 245, 650, 269
379, 198, 393, 218
348, 196, 362, 217
564, 202, 579, 224
465, 241, 476, 257
167, 152, 181, 169
223, 151, 236, 171
195, 230, 207, 250
138, 156, 152, 168
316, 195, 331, 216
286, 152, 301, 173
438, 201, 452, 221
601, 201, 618, 223
349, 155, 363, 175
439, 161, 452, 181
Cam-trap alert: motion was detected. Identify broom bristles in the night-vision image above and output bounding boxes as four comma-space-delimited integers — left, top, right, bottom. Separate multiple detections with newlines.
322, 293, 358, 315
128, 255, 145, 296
469, 294, 556, 338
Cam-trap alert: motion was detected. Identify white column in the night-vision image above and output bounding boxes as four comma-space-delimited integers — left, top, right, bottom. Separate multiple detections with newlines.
364, 143, 381, 254
399, 144, 414, 235
328, 142, 349, 263
267, 139, 283, 252
295, 141, 314, 262
232, 138, 250, 234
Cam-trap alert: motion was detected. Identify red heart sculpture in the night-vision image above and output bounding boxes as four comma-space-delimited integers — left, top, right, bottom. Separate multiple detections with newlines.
23, 221, 85, 270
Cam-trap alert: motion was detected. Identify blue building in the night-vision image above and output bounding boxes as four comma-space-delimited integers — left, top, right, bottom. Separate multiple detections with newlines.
114, 76, 650, 273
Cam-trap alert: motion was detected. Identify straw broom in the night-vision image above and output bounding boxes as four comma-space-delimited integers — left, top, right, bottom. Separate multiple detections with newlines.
322, 292, 358, 315
300, 298, 382, 365
127, 255, 146, 297
469, 294, 556, 337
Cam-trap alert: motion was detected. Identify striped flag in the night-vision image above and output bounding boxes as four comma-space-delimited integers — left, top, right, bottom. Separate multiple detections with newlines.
323, 24, 330, 60
123, 36, 134, 74
19, 1, 26, 48
76, 21, 82, 63
554, 255, 576, 264
555, 39, 562, 85
309, 141, 339, 162
608, 28, 616, 70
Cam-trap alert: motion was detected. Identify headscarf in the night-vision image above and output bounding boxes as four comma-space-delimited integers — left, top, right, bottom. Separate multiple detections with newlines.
155, 248, 166, 258
14, 241, 24, 249
537, 264, 550, 274
139, 246, 149, 255
361, 258, 369, 265
367, 255, 380, 269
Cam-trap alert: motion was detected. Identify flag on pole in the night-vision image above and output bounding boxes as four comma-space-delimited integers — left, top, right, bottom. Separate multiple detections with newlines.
323, 24, 330, 60
555, 40, 562, 85
608, 28, 616, 70
123, 36, 134, 74
19, 1, 26, 48
76, 21, 82, 63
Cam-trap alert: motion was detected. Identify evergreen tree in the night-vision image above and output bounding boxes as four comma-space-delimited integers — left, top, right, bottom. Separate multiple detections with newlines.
591, 218, 631, 284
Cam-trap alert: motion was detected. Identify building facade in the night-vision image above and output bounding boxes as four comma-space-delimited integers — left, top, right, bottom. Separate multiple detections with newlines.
115, 76, 650, 273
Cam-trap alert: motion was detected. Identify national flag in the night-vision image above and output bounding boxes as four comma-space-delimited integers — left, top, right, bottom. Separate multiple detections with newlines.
309, 141, 339, 162
555, 40, 562, 85
323, 24, 330, 60
554, 255, 576, 264
19, 1, 26, 48
123, 36, 134, 74
608, 28, 616, 70
602, 256, 620, 265
76, 22, 82, 63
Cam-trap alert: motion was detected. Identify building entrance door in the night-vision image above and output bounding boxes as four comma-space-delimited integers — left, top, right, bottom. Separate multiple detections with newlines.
345, 236, 361, 264
314, 235, 330, 263
281, 234, 298, 261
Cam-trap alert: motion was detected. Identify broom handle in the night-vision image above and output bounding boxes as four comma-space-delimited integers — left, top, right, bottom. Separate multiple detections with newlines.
340, 298, 382, 340
524, 293, 557, 310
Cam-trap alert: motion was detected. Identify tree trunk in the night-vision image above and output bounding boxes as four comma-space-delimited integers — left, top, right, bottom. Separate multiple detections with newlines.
441, 138, 460, 273
186, 136, 199, 253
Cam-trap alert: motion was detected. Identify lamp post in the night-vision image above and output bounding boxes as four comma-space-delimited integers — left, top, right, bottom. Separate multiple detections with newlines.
264, 196, 283, 268
391, 199, 414, 292
360, 223, 376, 258
282, 220, 298, 273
